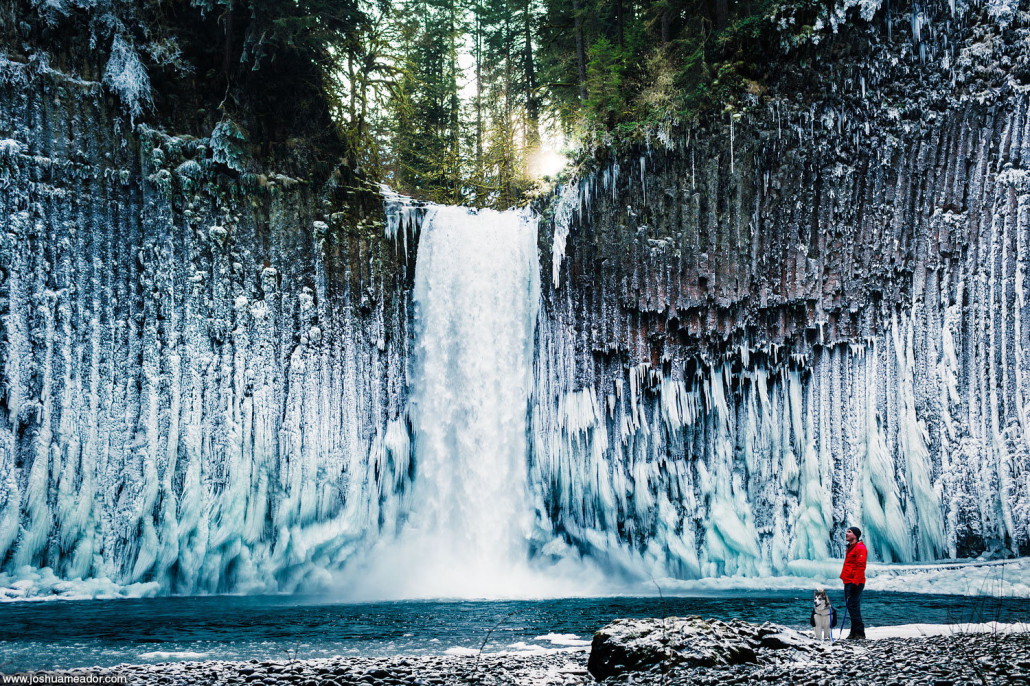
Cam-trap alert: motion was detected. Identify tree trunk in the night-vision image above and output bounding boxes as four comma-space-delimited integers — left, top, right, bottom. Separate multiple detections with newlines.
615, 0, 624, 46
523, 0, 540, 148
475, 10, 484, 172
713, 0, 728, 31
572, 0, 587, 103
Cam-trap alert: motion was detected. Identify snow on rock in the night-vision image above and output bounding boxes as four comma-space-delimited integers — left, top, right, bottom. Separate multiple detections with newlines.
587, 617, 825, 681
0, 62, 414, 597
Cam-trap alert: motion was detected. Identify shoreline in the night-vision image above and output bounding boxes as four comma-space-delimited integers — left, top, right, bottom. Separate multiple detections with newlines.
9, 628, 1029, 685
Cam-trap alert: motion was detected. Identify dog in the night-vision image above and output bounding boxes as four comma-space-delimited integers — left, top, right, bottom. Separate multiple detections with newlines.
811, 587, 836, 640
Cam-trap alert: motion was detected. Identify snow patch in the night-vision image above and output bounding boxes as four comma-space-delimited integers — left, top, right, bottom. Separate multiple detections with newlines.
443, 647, 480, 656
865, 622, 1029, 639
533, 633, 592, 647
138, 651, 210, 661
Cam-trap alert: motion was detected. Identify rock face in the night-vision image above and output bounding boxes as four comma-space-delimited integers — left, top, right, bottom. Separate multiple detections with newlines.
586, 617, 819, 681
528, 0, 1030, 579
0, 10, 414, 594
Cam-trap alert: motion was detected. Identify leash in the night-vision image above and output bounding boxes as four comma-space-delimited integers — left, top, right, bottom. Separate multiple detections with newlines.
835, 599, 850, 642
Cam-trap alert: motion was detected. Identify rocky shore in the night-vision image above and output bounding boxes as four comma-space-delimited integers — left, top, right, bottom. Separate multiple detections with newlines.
18, 623, 1030, 685
595, 632, 1030, 685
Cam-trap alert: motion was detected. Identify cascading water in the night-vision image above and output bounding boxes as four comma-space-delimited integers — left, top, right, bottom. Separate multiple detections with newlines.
342, 204, 595, 599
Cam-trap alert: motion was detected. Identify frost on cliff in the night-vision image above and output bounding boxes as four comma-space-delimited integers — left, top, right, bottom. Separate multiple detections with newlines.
3, 0, 1030, 600
211, 118, 250, 172
103, 34, 151, 120
0, 60, 412, 596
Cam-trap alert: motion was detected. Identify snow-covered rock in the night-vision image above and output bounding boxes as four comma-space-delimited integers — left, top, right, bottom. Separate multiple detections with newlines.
587, 617, 823, 680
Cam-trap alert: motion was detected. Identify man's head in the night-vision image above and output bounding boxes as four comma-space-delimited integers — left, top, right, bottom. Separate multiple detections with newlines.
845, 526, 862, 544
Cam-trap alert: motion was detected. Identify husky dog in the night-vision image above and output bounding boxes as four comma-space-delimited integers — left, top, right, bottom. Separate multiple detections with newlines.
812, 588, 836, 640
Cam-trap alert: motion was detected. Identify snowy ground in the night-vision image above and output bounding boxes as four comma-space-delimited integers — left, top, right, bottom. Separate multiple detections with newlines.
481, 623, 1030, 651
862, 621, 1030, 639
17, 626, 1029, 686
656, 556, 1030, 598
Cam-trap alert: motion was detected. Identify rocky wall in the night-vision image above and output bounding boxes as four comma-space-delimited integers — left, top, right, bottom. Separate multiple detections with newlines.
531, 0, 1030, 576
0, 53, 414, 594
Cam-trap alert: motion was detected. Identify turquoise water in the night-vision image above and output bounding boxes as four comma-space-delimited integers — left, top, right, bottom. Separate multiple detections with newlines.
0, 591, 1025, 671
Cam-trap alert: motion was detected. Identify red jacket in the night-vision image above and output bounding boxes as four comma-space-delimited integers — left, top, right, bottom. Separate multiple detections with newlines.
840, 540, 868, 584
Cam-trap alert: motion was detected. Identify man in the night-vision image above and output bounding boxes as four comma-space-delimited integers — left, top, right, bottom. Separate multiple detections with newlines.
840, 525, 867, 639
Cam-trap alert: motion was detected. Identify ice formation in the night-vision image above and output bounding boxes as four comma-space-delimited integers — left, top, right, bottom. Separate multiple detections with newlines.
4, 0, 1030, 600
534, 73, 1030, 576
102, 35, 151, 120
0, 59, 413, 596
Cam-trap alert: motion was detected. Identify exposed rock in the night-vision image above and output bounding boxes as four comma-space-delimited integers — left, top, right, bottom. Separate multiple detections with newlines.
0, 6, 413, 595
14, 630, 1030, 685
530, 0, 1030, 578
587, 617, 825, 680
4, 0, 1030, 599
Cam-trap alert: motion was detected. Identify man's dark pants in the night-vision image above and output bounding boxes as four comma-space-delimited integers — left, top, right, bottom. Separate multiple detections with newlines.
844, 582, 865, 636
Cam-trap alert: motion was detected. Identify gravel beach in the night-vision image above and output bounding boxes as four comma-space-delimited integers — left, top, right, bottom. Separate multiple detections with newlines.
18, 630, 1030, 686
607, 633, 1030, 685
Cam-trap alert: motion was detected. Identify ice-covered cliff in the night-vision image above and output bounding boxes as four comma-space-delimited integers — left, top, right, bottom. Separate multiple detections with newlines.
531, 0, 1030, 578
3, 0, 1029, 599
0, 9, 415, 595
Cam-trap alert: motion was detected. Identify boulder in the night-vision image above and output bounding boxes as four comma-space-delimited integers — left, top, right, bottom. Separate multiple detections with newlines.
587, 616, 817, 680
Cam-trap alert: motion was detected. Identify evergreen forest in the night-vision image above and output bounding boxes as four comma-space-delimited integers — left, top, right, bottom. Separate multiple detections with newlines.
8, 0, 808, 206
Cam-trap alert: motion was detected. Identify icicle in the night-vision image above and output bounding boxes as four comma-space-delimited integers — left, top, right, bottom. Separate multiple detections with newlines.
729, 113, 735, 175
551, 180, 579, 289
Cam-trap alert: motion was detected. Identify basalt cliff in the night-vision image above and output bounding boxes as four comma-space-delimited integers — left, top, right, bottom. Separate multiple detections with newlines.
1, 0, 1027, 595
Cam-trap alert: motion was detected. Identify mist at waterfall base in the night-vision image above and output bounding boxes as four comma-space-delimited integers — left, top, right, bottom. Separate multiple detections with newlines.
335, 205, 608, 601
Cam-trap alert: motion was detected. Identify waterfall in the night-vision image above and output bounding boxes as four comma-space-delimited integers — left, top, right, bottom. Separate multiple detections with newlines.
341, 204, 594, 599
